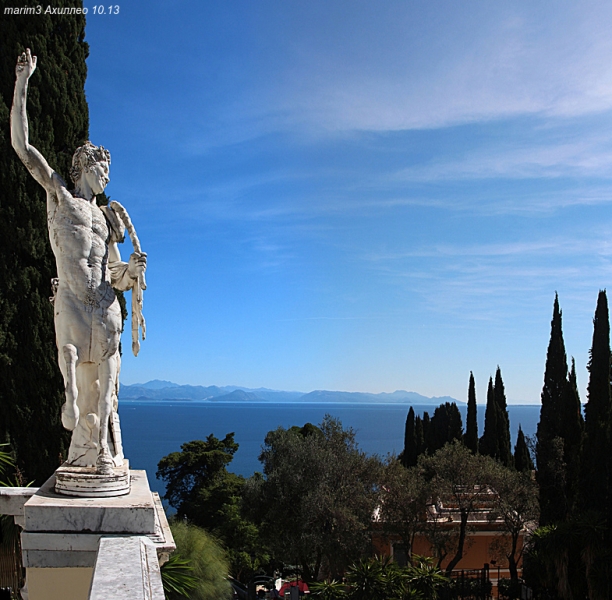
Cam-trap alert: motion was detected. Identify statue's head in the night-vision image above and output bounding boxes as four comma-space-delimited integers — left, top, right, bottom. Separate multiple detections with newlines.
70, 142, 111, 192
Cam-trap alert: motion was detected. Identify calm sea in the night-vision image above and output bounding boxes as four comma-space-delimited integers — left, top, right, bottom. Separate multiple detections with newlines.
118, 401, 541, 499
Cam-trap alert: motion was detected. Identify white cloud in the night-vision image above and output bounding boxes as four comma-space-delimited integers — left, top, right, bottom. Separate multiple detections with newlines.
241, 1, 612, 133
390, 133, 612, 182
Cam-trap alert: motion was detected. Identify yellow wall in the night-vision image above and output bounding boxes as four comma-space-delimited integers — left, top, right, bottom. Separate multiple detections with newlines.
26, 567, 93, 600
373, 530, 524, 573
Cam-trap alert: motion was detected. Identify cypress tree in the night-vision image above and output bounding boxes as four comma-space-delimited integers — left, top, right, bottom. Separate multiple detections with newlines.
429, 402, 463, 453
578, 291, 612, 597
536, 294, 585, 525
536, 294, 570, 524
581, 291, 612, 517
447, 402, 463, 444
514, 425, 533, 472
0, 2, 89, 483
560, 358, 583, 515
414, 416, 425, 457
402, 406, 417, 467
494, 366, 512, 466
465, 371, 478, 454
479, 377, 498, 460
422, 412, 431, 454
536, 295, 566, 461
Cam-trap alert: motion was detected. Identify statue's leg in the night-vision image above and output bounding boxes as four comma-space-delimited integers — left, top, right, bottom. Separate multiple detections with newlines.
60, 344, 80, 431
96, 352, 118, 475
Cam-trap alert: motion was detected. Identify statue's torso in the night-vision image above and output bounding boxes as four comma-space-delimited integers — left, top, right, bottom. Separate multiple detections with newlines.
47, 182, 116, 311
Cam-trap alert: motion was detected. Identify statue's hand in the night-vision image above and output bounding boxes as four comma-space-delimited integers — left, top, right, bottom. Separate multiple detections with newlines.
128, 252, 147, 279
16, 48, 37, 81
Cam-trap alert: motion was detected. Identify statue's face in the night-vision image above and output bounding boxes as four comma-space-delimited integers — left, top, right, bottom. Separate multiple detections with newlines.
84, 160, 110, 195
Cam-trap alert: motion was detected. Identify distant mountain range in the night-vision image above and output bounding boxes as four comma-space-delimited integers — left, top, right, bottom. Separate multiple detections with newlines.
119, 380, 462, 405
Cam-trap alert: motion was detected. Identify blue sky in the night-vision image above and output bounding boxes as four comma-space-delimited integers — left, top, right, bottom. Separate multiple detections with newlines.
81, 0, 612, 404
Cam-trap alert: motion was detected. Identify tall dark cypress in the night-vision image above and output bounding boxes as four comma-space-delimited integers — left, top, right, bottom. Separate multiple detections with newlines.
514, 425, 533, 472
536, 294, 570, 525
581, 291, 611, 517
0, 2, 89, 483
414, 416, 425, 457
479, 377, 498, 460
402, 406, 417, 467
422, 412, 431, 455
494, 366, 512, 466
465, 372, 478, 454
578, 291, 612, 598
560, 358, 583, 515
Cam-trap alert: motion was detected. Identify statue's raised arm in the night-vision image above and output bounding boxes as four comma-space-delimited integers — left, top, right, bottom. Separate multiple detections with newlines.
11, 49, 57, 192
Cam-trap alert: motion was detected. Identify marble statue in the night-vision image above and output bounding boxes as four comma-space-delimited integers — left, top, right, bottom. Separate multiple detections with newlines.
11, 49, 147, 478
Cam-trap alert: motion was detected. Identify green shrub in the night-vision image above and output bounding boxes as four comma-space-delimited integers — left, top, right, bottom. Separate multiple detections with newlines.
167, 521, 232, 600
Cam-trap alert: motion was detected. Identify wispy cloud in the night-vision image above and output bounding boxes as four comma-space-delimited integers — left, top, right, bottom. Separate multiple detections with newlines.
232, 1, 612, 134
361, 232, 612, 322
390, 132, 612, 183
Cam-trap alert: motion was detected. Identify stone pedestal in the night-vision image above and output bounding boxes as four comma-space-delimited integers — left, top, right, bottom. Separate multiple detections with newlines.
21, 470, 174, 600
54, 461, 131, 498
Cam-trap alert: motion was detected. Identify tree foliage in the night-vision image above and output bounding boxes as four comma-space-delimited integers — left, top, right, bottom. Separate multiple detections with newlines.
427, 403, 463, 455
405, 402, 464, 465
487, 463, 539, 581
248, 416, 381, 580
157, 434, 266, 581
0, 0, 89, 483
378, 459, 428, 561
158, 433, 242, 529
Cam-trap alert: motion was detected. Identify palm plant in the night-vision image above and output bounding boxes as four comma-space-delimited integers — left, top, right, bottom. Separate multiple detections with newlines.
405, 555, 448, 600
161, 553, 198, 599
345, 558, 388, 600
310, 579, 348, 600
345, 556, 411, 600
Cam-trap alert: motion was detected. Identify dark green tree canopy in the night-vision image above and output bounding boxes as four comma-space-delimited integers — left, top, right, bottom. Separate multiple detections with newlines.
157, 433, 241, 526
428, 402, 463, 454
157, 433, 266, 581
250, 416, 381, 580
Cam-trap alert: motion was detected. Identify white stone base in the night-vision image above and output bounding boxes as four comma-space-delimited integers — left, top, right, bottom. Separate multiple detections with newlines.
55, 460, 130, 497
22, 471, 174, 569
19, 470, 175, 600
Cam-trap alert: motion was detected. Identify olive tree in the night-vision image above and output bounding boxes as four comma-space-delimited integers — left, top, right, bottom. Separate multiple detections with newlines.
247, 416, 382, 579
